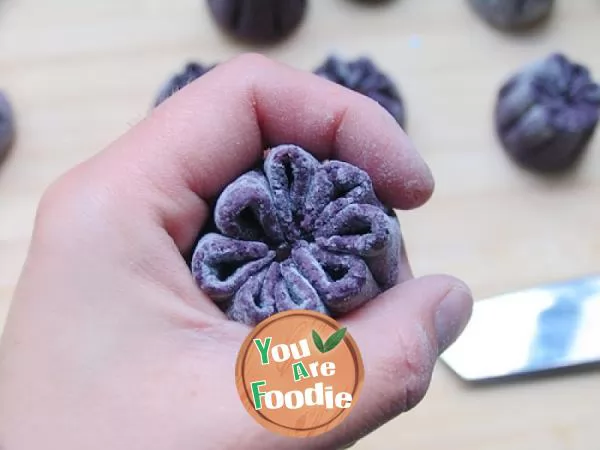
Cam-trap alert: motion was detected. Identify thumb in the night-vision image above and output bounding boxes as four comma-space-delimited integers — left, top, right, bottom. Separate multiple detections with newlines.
312, 275, 473, 449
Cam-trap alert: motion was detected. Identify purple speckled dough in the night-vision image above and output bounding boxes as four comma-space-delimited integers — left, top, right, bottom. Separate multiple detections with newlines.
0, 92, 15, 163
495, 53, 600, 173
314, 56, 406, 129
207, 0, 307, 43
468, 0, 554, 30
153, 62, 215, 107
191, 145, 402, 326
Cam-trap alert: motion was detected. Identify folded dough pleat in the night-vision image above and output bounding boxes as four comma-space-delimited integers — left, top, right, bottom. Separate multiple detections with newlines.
303, 160, 382, 231
278, 260, 328, 314
264, 144, 319, 241
315, 203, 401, 289
226, 266, 276, 325
290, 242, 380, 315
214, 170, 284, 245
191, 233, 275, 302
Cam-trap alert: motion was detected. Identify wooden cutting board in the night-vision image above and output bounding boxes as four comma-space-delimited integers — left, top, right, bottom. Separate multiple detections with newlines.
0, 0, 598, 448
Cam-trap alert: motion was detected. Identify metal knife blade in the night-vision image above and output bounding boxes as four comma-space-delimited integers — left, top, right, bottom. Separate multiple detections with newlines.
440, 274, 600, 382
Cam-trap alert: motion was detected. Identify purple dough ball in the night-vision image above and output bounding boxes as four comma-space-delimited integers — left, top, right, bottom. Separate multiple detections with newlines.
191, 145, 403, 326
468, 0, 554, 30
153, 62, 215, 107
495, 53, 600, 173
314, 55, 406, 129
0, 92, 15, 163
207, 0, 307, 43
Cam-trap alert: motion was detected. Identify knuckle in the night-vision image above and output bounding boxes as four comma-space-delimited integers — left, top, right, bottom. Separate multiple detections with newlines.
228, 52, 274, 72
33, 166, 109, 239
35, 171, 78, 227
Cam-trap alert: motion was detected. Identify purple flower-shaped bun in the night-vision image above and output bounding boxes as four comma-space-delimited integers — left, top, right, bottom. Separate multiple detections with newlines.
468, 0, 554, 30
191, 145, 402, 326
314, 55, 406, 129
207, 0, 307, 44
0, 91, 15, 164
495, 53, 600, 173
153, 62, 215, 107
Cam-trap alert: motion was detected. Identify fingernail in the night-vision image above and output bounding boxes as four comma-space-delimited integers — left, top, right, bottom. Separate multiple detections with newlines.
435, 286, 473, 354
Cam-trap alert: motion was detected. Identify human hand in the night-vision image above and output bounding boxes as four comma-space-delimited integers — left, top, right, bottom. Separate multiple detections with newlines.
0, 54, 472, 450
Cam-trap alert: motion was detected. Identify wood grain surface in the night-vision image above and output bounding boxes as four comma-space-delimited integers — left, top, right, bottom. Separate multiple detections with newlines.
0, 0, 599, 448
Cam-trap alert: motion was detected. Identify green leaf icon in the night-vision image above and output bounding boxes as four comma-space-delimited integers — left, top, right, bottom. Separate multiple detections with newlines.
312, 327, 348, 353
312, 330, 325, 353
323, 327, 347, 353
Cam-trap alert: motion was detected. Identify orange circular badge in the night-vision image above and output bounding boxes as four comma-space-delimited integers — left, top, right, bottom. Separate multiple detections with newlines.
235, 310, 364, 438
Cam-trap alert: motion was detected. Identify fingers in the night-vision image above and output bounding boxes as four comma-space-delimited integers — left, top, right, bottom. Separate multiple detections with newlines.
313, 275, 472, 448
65, 53, 433, 252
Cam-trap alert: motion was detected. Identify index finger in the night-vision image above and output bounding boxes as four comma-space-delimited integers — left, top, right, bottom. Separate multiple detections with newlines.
78, 54, 434, 250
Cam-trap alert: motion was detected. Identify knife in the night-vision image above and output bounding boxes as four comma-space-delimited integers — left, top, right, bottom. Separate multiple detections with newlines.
440, 274, 600, 382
